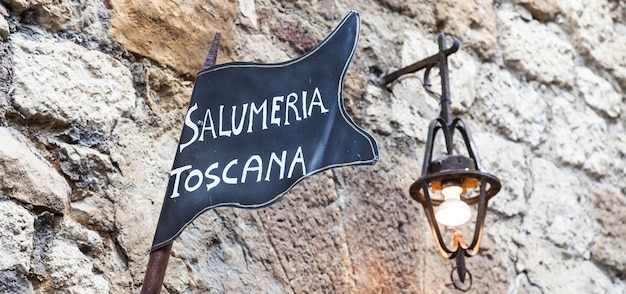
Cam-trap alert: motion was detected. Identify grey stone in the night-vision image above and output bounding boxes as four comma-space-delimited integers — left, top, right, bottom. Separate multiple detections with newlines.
474, 63, 549, 148
473, 132, 527, 217
524, 158, 594, 255
0, 15, 8, 40
592, 186, 626, 275
0, 200, 34, 278
575, 67, 622, 118
561, 0, 626, 89
0, 269, 33, 294
497, 8, 576, 86
46, 239, 109, 293
550, 97, 614, 177
0, 127, 70, 213
3, 0, 109, 39
11, 33, 135, 134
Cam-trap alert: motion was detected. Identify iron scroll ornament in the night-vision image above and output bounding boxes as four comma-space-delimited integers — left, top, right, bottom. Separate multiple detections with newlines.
151, 11, 379, 252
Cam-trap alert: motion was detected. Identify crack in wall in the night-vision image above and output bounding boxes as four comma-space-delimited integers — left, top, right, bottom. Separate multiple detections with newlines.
331, 169, 359, 293
510, 252, 544, 294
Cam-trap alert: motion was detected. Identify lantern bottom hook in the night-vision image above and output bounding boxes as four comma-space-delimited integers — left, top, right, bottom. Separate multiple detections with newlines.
451, 266, 473, 292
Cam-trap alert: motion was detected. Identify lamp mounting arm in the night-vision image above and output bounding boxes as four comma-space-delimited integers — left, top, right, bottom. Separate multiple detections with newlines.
380, 33, 460, 126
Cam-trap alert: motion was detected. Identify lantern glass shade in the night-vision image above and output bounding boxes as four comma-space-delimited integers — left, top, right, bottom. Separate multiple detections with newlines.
436, 199, 471, 227
435, 184, 471, 226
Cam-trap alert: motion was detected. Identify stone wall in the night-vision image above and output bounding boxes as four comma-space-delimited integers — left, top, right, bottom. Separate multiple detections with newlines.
0, 0, 624, 293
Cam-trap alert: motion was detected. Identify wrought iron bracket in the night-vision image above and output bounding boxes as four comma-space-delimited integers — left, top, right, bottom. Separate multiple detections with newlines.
380, 33, 459, 125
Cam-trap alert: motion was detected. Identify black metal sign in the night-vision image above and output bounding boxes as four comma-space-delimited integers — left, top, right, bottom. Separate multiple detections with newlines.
151, 11, 378, 251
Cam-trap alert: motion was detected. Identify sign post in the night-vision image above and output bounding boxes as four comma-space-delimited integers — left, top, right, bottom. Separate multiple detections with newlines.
141, 32, 222, 294
142, 11, 378, 292
141, 242, 172, 294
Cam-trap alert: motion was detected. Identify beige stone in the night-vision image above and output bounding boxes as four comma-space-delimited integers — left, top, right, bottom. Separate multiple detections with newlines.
144, 60, 194, 115
174, 210, 289, 293
109, 0, 237, 76
3, 0, 109, 39
435, 0, 496, 60
592, 186, 626, 275
517, 0, 559, 21
106, 117, 181, 282
232, 33, 291, 63
376, 0, 435, 26
3, 0, 71, 24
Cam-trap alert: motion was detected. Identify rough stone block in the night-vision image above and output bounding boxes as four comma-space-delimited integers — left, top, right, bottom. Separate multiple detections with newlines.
0, 127, 70, 213
11, 33, 135, 133
575, 66, 621, 119
497, 9, 575, 86
561, 0, 626, 89
109, 0, 237, 76
435, 0, 496, 60
0, 200, 34, 274
474, 63, 548, 148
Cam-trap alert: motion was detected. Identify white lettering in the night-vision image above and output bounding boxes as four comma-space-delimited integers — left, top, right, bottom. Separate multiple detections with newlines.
168, 146, 309, 198
184, 169, 203, 192
232, 104, 248, 136
204, 162, 220, 192
271, 96, 284, 126
308, 87, 329, 117
179, 104, 199, 153
199, 108, 217, 141
248, 100, 268, 133
180, 87, 328, 151
285, 93, 301, 125
219, 105, 232, 137
169, 165, 192, 198
223, 159, 238, 184
265, 151, 287, 181
241, 155, 263, 183
288, 146, 307, 178
302, 90, 308, 119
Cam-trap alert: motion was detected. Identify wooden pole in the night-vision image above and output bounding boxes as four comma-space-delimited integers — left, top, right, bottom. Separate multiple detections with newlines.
140, 32, 221, 294
141, 243, 172, 294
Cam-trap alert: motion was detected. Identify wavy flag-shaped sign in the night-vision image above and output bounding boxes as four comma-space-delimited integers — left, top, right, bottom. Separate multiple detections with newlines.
151, 11, 379, 251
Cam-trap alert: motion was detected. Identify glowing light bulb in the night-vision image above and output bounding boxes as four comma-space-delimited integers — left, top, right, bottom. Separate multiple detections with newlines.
436, 185, 471, 227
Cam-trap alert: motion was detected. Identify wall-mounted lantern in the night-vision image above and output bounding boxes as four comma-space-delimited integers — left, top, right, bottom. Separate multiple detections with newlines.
381, 33, 501, 291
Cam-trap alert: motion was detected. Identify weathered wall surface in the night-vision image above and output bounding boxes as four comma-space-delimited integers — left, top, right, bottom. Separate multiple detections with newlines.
0, 0, 624, 293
